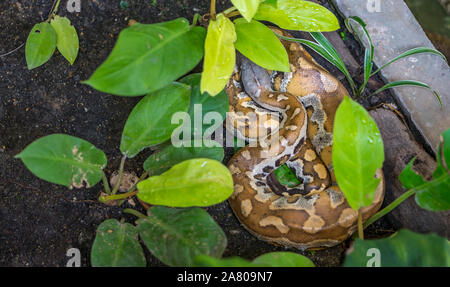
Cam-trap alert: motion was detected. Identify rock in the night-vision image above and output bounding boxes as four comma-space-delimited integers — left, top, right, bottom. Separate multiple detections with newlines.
370, 108, 450, 238
332, 0, 450, 153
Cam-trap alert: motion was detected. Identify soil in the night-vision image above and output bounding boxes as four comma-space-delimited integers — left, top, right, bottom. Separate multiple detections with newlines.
0, 0, 394, 267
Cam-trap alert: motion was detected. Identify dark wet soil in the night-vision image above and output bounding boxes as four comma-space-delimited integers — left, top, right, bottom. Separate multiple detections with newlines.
0, 0, 394, 266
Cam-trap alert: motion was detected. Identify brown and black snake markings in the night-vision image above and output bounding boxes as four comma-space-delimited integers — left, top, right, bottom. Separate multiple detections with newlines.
226, 28, 385, 250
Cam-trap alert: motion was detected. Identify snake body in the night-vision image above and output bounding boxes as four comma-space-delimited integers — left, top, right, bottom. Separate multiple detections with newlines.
226, 29, 385, 250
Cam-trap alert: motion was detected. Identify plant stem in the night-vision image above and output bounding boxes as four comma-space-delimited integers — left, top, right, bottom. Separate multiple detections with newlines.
102, 172, 111, 195
98, 190, 138, 203
191, 13, 201, 27
223, 6, 237, 15
357, 208, 364, 239
47, 0, 61, 21
364, 189, 416, 229
111, 155, 127, 195
225, 11, 241, 18
210, 0, 217, 20
123, 208, 147, 219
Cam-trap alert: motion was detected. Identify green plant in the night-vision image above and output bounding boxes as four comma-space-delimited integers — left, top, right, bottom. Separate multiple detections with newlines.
25, 0, 79, 69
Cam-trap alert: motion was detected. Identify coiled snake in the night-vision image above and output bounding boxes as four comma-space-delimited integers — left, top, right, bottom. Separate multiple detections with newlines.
226, 28, 385, 250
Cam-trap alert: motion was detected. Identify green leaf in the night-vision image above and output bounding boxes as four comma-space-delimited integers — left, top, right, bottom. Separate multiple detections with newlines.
332, 97, 384, 210
274, 164, 302, 188
194, 255, 258, 267
91, 219, 146, 267
345, 16, 374, 96
399, 158, 426, 190
344, 229, 450, 267
397, 130, 450, 212
25, 22, 57, 70
201, 14, 237, 97
179, 73, 229, 136
50, 15, 79, 65
120, 82, 191, 158
234, 18, 289, 72
371, 80, 442, 108
231, 0, 260, 22
137, 206, 227, 266
137, 158, 233, 207
371, 47, 447, 76
254, 0, 340, 32
83, 18, 206, 96
143, 141, 224, 175
16, 134, 107, 189
252, 252, 315, 267
194, 252, 315, 267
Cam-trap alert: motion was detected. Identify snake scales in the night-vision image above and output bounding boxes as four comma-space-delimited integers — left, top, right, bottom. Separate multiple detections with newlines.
226, 28, 385, 250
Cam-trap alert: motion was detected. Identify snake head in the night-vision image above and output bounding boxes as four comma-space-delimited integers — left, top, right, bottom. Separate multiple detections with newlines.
239, 54, 272, 98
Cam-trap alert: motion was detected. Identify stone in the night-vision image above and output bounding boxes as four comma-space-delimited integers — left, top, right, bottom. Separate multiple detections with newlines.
370, 108, 450, 238
332, 0, 450, 153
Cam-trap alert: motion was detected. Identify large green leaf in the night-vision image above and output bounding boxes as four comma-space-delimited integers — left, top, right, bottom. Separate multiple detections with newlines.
254, 0, 340, 32
83, 18, 206, 96
194, 252, 315, 267
138, 158, 233, 207
16, 134, 107, 189
143, 142, 224, 175
25, 22, 57, 70
137, 206, 227, 266
399, 129, 450, 211
120, 82, 191, 158
332, 96, 384, 210
91, 219, 146, 267
344, 229, 450, 267
201, 14, 237, 97
231, 0, 261, 22
252, 252, 315, 267
50, 15, 79, 65
234, 18, 289, 72
179, 73, 229, 136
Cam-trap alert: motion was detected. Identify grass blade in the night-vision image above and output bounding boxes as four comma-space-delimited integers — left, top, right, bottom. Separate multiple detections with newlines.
371, 47, 448, 76
371, 80, 442, 108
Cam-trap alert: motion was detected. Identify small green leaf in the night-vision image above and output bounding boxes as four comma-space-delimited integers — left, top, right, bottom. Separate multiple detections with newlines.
344, 229, 450, 267
25, 22, 57, 70
138, 158, 233, 207
234, 18, 289, 72
194, 255, 257, 267
137, 206, 227, 266
371, 47, 447, 76
332, 97, 384, 210
120, 82, 191, 158
254, 0, 340, 32
179, 73, 229, 136
399, 158, 426, 190
201, 14, 237, 96
231, 0, 261, 22
397, 130, 450, 212
91, 219, 146, 267
16, 134, 107, 189
143, 142, 224, 175
372, 80, 442, 108
83, 18, 206, 96
50, 15, 79, 65
252, 252, 315, 267
194, 252, 315, 267
274, 164, 302, 188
